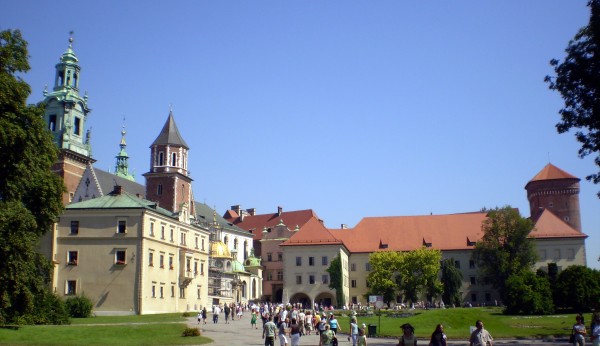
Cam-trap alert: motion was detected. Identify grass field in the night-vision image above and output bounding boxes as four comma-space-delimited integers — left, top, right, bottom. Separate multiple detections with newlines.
335, 307, 579, 339
0, 314, 211, 346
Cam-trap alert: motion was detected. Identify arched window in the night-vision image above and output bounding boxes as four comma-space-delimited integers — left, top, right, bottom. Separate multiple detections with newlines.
242, 281, 247, 298
171, 152, 177, 166
233, 238, 238, 250
224, 236, 228, 245
244, 241, 248, 259
158, 152, 164, 166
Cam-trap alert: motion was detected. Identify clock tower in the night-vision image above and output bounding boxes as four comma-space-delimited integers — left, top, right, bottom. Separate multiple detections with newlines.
42, 35, 94, 204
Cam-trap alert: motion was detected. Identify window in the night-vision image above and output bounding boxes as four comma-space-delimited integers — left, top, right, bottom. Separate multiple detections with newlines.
365, 262, 371, 271
567, 248, 575, 260
150, 222, 155, 236
157, 184, 163, 195
194, 261, 198, 275
296, 275, 302, 284
67, 251, 78, 265
171, 285, 175, 298
224, 236, 228, 245
49, 114, 57, 131
469, 260, 475, 269
201, 262, 205, 275
351, 279, 357, 288
322, 275, 329, 284
350, 263, 356, 271
322, 256, 328, 265
152, 285, 156, 298
179, 287, 185, 298
149, 252, 154, 266
170, 228, 174, 242
352, 296, 358, 304
74, 117, 81, 136
470, 277, 476, 285
70, 221, 79, 235
171, 152, 177, 166
267, 271, 273, 281
66, 280, 77, 295
181, 233, 186, 245
454, 260, 461, 269
160, 286, 164, 299
117, 220, 127, 234
267, 253, 272, 262
309, 275, 315, 284
169, 256, 174, 269
158, 152, 164, 166
277, 253, 282, 261
161, 226, 165, 239
277, 271, 283, 281
296, 257, 302, 266
202, 238, 205, 250
197, 288, 201, 299
115, 250, 126, 265
186, 258, 191, 273
309, 257, 315, 266
234, 238, 238, 250
159, 254, 164, 268
195, 236, 199, 249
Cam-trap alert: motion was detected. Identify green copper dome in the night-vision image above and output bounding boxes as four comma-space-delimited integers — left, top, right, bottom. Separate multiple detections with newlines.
231, 259, 245, 273
244, 249, 261, 268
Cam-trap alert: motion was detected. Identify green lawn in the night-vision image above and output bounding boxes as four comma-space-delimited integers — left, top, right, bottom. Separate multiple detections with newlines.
0, 314, 211, 346
335, 307, 578, 339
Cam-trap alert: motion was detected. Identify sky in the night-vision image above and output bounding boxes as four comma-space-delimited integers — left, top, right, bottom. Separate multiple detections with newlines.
3, 1, 599, 268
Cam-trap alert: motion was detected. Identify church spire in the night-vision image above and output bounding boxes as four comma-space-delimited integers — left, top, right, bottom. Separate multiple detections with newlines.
114, 122, 135, 181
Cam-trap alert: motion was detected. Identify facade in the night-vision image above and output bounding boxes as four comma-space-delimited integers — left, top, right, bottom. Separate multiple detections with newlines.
224, 206, 320, 302
53, 188, 210, 315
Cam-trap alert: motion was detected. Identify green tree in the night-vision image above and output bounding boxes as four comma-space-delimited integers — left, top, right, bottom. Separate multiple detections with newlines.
366, 251, 402, 305
440, 258, 463, 307
545, 0, 600, 196
471, 207, 536, 304
326, 254, 345, 308
554, 265, 600, 311
0, 29, 65, 324
396, 248, 442, 304
505, 270, 554, 315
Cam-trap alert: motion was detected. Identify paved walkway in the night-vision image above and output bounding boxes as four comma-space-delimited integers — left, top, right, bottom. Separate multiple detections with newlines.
187, 316, 568, 346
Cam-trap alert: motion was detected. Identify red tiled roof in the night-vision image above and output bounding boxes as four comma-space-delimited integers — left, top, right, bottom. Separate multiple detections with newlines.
224, 209, 318, 241
330, 212, 490, 253
281, 218, 343, 246
529, 209, 587, 239
528, 163, 578, 183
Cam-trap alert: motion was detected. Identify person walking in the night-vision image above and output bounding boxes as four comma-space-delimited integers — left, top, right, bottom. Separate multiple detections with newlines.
278, 317, 289, 346
319, 324, 336, 346
572, 314, 587, 346
349, 317, 359, 346
329, 313, 340, 334
398, 323, 417, 346
224, 304, 231, 324
469, 320, 493, 346
290, 317, 301, 346
429, 324, 447, 346
357, 327, 368, 346
263, 315, 278, 346
201, 307, 207, 324
251, 309, 259, 329
213, 305, 221, 324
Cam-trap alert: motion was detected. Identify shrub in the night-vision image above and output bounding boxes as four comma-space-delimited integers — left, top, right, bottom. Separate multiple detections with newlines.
182, 327, 201, 337
65, 295, 94, 318
182, 311, 192, 317
35, 292, 70, 325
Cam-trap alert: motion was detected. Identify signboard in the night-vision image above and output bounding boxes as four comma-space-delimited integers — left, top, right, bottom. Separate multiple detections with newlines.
369, 295, 384, 307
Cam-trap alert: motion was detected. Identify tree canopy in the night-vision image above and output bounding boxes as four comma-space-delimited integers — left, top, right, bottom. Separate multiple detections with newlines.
440, 258, 463, 307
554, 265, 600, 311
471, 207, 536, 304
546, 0, 600, 196
367, 248, 441, 305
0, 29, 65, 324
326, 254, 345, 308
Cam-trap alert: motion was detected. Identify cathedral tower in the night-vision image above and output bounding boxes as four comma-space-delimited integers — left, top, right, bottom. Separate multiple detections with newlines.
42, 35, 94, 204
144, 111, 195, 216
525, 163, 582, 232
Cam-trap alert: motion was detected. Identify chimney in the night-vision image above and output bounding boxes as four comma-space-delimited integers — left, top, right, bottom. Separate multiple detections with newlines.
246, 208, 256, 216
277, 206, 283, 216
231, 205, 242, 215
341, 224, 348, 229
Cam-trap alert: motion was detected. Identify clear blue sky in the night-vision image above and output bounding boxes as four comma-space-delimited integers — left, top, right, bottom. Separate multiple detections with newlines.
3, 1, 599, 268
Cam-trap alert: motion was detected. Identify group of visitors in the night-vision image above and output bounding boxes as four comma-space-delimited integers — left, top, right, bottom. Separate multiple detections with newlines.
396, 319, 486, 346
571, 312, 600, 346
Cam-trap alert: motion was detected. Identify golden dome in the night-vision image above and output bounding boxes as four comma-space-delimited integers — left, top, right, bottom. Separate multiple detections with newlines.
210, 242, 231, 259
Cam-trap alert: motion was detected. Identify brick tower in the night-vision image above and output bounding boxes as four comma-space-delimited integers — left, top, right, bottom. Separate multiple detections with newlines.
144, 111, 195, 216
525, 163, 582, 232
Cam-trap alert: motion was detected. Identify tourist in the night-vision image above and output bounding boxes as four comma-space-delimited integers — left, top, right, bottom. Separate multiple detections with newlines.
572, 314, 587, 346
349, 316, 359, 346
398, 323, 417, 346
591, 312, 600, 346
278, 316, 289, 346
290, 317, 301, 346
329, 313, 340, 334
469, 320, 493, 346
429, 324, 447, 346
251, 309, 258, 329
319, 324, 336, 346
263, 315, 277, 346
357, 327, 368, 346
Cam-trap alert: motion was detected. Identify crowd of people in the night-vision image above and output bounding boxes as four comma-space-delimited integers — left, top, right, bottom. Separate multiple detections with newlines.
196, 302, 600, 346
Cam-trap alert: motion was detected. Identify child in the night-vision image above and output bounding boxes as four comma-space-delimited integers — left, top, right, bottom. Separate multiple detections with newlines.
357, 327, 368, 346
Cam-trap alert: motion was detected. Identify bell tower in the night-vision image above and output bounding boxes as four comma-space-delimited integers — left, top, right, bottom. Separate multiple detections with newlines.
144, 111, 195, 216
42, 34, 94, 204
